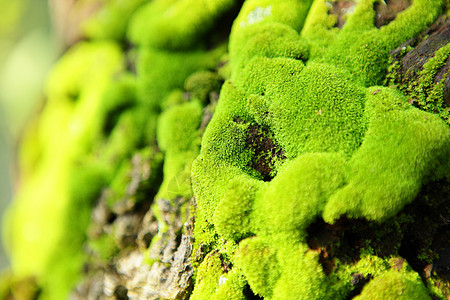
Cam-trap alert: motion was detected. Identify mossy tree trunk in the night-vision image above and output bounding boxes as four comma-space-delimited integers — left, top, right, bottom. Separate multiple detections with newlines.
2, 1, 449, 299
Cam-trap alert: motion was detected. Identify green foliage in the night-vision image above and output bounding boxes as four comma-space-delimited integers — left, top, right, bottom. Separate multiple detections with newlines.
323, 87, 450, 222
213, 179, 258, 241
190, 252, 226, 299
229, 22, 310, 76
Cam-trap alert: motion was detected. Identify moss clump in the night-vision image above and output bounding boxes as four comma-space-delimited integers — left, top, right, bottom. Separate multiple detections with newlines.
184, 71, 224, 104
355, 269, 430, 299
136, 45, 226, 111
192, 0, 449, 298
191, 251, 248, 300
128, 0, 238, 50
82, 0, 147, 41
302, 0, 443, 86
156, 100, 203, 200
412, 43, 450, 125
384, 16, 450, 125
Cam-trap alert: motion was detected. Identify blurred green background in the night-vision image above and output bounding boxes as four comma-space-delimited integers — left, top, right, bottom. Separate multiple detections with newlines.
0, 0, 57, 269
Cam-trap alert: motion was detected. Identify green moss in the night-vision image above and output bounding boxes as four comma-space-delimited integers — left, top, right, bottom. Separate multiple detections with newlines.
2, 40, 169, 298
156, 100, 203, 200
354, 269, 430, 299
234, 237, 280, 298
236, 58, 367, 157
232, 0, 312, 32
323, 87, 450, 222
254, 152, 347, 241
213, 179, 259, 241
4, 41, 124, 294
82, 0, 147, 41
128, 0, 237, 49
426, 276, 450, 299
6, 0, 450, 298
190, 251, 226, 299
106, 148, 163, 208
415, 43, 450, 125
303, 0, 443, 86
136, 45, 226, 111
210, 269, 248, 300
229, 22, 310, 77
0, 272, 40, 300
88, 233, 119, 262
184, 71, 223, 104
191, 0, 449, 298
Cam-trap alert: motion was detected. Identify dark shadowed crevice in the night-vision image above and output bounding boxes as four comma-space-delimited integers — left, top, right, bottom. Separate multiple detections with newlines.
102, 103, 134, 135
204, 0, 245, 50
219, 253, 233, 273
67, 90, 80, 102
114, 285, 129, 300
242, 122, 286, 182
243, 284, 263, 300
122, 41, 137, 74
398, 179, 450, 282
345, 273, 373, 299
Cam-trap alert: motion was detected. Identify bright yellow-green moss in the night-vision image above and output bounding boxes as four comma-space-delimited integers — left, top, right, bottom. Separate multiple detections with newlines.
303, 0, 443, 86
184, 71, 223, 104
355, 269, 430, 299
190, 251, 227, 299
232, 0, 312, 32
254, 153, 347, 241
128, 0, 237, 49
136, 45, 226, 111
4, 41, 126, 298
229, 0, 313, 75
191, 251, 248, 300
156, 100, 203, 200
413, 43, 450, 125
234, 237, 280, 298
235, 58, 367, 157
191, 0, 449, 298
229, 22, 310, 76
323, 87, 450, 222
82, 0, 147, 41
213, 179, 260, 241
